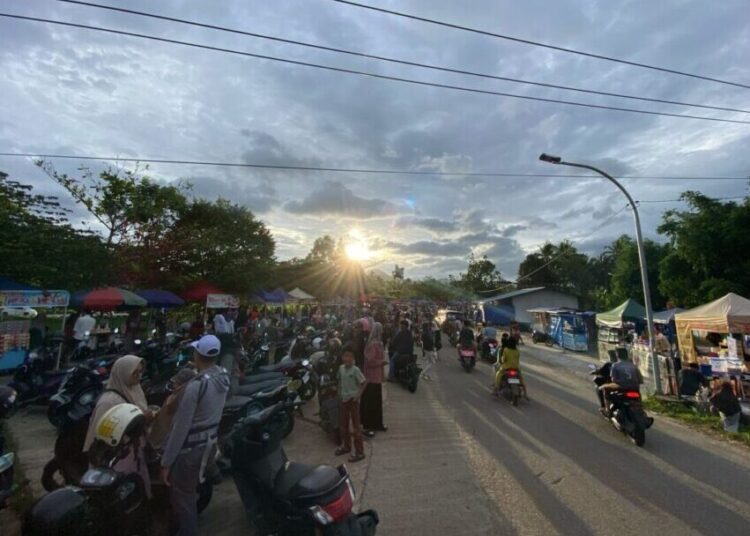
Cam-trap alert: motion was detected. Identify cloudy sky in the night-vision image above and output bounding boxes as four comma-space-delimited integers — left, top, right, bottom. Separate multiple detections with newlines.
1, 0, 749, 279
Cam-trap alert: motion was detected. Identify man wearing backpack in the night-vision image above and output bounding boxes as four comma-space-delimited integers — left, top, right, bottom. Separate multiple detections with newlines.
161, 335, 230, 536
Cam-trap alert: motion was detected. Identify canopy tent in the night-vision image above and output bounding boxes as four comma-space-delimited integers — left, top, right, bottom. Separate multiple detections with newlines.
72, 287, 147, 311
0, 278, 39, 291
180, 281, 226, 303
596, 299, 647, 329
675, 293, 750, 362
651, 308, 685, 325
287, 287, 316, 302
136, 289, 185, 308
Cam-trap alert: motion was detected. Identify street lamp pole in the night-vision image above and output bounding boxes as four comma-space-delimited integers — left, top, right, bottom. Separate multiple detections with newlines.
539, 153, 663, 395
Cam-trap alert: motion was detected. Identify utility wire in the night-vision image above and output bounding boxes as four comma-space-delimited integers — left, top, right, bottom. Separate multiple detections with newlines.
56, 0, 750, 115
332, 0, 750, 91
3, 13, 749, 125
2, 152, 747, 181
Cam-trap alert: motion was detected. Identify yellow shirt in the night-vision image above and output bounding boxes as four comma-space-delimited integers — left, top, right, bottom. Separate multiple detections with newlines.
498, 348, 520, 370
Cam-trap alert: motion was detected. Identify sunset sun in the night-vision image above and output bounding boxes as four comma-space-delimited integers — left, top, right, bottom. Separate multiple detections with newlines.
345, 241, 371, 262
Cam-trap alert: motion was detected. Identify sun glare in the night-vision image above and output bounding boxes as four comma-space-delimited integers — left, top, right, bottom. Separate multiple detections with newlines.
345, 241, 371, 262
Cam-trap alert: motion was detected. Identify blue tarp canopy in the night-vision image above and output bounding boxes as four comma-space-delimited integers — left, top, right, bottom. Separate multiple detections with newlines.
0, 278, 39, 291
482, 304, 515, 325
136, 289, 185, 308
251, 288, 291, 303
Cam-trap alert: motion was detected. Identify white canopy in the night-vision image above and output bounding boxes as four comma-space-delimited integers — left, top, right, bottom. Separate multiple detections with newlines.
288, 287, 316, 302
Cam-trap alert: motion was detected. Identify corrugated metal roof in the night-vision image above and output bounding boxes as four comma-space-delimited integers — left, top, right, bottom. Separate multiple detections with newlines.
480, 287, 546, 303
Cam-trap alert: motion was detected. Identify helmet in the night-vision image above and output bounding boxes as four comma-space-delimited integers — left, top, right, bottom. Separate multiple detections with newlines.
0, 385, 17, 419
95, 404, 145, 447
312, 337, 323, 350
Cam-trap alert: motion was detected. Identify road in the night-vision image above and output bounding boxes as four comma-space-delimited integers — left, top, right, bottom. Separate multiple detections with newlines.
399, 340, 750, 535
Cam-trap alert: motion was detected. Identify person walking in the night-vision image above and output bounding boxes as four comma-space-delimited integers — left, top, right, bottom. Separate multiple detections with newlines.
710, 380, 742, 432
361, 322, 387, 435
335, 345, 366, 462
420, 316, 437, 381
160, 335, 230, 536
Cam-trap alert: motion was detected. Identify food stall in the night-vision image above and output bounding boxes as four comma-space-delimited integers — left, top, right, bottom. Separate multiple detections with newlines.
529, 308, 593, 352
674, 293, 750, 401
595, 299, 646, 363
0, 289, 70, 372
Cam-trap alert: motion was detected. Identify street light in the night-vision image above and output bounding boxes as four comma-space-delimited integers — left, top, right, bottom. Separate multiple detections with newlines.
538, 153, 663, 395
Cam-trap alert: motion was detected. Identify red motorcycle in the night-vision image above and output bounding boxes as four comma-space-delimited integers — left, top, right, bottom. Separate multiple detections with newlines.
458, 345, 476, 372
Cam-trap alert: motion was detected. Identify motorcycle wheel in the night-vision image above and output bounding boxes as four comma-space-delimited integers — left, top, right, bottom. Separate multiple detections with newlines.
281, 408, 295, 438
545, 338, 554, 347
41, 458, 66, 491
510, 385, 521, 406
632, 427, 646, 447
298, 378, 317, 402
408, 376, 418, 393
197, 480, 214, 514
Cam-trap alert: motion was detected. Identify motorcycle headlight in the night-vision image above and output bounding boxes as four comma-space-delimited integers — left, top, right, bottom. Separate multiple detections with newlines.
0, 452, 15, 473
302, 359, 310, 367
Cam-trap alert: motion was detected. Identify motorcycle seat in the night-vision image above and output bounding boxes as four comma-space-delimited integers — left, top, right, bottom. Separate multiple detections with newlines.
240, 372, 286, 385
257, 362, 288, 373
224, 395, 254, 410
235, 379, 287, 398
273, 462, 342, 500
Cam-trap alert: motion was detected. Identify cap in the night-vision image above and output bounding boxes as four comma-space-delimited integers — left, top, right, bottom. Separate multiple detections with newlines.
190, 334, 221, 358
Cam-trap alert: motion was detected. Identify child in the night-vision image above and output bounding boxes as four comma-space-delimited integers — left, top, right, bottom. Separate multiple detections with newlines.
335, 344, 367, 462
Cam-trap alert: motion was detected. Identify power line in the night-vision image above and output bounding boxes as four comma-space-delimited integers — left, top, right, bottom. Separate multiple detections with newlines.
1, 152, 747, 181
3, 13, 749, 125
332, 0, 750, 91
57, 0, 750, 116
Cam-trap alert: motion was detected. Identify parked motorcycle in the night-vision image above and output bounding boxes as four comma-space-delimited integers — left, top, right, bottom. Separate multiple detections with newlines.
9, 351, 71, 406
394, 353, 420, 393
223, 401, 379, 535
531, 330, 554, 346
0, 385, 19, 509
494, 367, 526, 406
458, 345, 476, 372
256, 356, 318, 402
313, 350, 341, 443
589, 363, 653, 447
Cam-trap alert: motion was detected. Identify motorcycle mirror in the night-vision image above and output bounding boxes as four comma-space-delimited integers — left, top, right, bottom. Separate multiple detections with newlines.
302, 359, 310, 367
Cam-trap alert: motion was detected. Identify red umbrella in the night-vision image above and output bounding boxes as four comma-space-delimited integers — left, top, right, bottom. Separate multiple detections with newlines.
72, 287, 147, 311
180, 281, 226, 303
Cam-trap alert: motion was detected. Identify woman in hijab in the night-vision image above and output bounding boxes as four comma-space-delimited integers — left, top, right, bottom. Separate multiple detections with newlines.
361, 322, 387, 435
83, 355, 154, 493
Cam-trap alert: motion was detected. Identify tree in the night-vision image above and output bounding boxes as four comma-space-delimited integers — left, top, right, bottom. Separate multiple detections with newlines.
454, 254, 505, 294
157, 199, 275, 292
306, 235, 340, 264
608, 236, 670, 309
37, 161, 188, 247
658, 191, 750, 306
392, 265, 405, 280
0, 171, 113, 289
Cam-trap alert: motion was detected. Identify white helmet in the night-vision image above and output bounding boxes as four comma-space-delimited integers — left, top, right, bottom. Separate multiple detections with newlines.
312, 337, 323, 350
95, 403, 145, 447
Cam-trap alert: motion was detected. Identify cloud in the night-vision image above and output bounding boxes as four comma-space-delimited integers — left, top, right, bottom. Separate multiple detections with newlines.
392, 240, 469, 257
393, 216, 459, 233
500, 224, 528, 237
284, 181, 399, 219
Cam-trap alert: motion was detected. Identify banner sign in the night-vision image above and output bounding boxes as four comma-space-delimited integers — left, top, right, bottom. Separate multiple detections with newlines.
0, 290, 70, 308
206, 293, 239, 309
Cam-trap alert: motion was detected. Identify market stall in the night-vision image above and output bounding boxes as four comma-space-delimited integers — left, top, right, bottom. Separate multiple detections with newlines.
674, 293, 750, 399
529, 308, 592, 352
0, 289, 70, 372
287, 287, 316, 303
595, 299, 646, 363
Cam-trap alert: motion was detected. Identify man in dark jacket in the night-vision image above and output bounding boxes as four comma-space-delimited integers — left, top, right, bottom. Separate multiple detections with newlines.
389, 319, 414, 379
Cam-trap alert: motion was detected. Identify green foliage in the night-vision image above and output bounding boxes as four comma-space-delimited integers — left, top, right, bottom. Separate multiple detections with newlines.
658, 191, 750, 307
608, 235, 670, 310
0, 172, 113, 289
157, 199, 276, 293
454, 254, 505, 293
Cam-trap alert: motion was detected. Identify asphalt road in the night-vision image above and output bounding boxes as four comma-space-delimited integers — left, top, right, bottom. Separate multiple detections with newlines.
423, 341, 750, 536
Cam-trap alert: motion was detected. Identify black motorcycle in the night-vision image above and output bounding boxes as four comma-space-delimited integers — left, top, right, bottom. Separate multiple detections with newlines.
223, 401, 379, 535
531, 330, 554, 346
590, 363, 653, 447
0, 385, 19, 509
313, 351, 341, 443
394, 353, 420, 393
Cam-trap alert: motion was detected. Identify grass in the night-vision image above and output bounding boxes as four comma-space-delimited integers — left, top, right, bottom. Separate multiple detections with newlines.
1, 422, 35, 516
643, 397, 750, 448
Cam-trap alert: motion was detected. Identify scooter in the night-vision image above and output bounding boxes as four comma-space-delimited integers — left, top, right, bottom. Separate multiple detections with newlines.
0, 385, 19, 509
313, 351, 341, 443
458, 345, 476, 372
256, 356, 318, 402
480, 338, 498, 362
589, 363, 653, 447
9, 350, 70, 406
532, 330, 554, 346
223, 401, 379, 535
394, 353, 421, 393
494, 367, 527, 406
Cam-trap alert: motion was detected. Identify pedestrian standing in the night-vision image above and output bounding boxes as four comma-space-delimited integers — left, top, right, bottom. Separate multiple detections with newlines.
420, 316, 437, 381
710, 380, 742, 432
335, 345, 366, 462
361, 322, 387, 435
161, 335, 230, 536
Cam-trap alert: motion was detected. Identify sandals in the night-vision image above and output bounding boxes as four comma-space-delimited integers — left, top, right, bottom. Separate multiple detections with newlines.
334, 447, 351, 456
348, 453, 366, 463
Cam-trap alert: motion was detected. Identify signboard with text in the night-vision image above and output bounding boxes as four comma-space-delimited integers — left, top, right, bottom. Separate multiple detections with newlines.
0, 290, 70, 308
206, 293, 240, 309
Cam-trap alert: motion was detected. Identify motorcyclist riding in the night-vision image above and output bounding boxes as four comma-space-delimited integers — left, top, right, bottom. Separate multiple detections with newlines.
494, 336, 526, 395
599, 352, 642, 412
457, 320, 476, 359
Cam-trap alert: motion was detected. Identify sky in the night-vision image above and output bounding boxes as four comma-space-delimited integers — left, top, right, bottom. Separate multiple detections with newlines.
1, 0, 749, 280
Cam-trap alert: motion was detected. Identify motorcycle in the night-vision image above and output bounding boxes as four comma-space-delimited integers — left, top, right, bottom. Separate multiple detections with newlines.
394, 353, 420, 393
9, 350, 71, 406
480, 338, 498, 362
223, 401, 379, 535
589, 363, 653, 447
494, 367, 526, 406
313, 350, 341, 443
1, 385, 19, 509
531, 330, 553, 346
47, 356, 114, 428
448, 330, 459, 347
256, 356, 318, 402
458, 345, 476, 372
